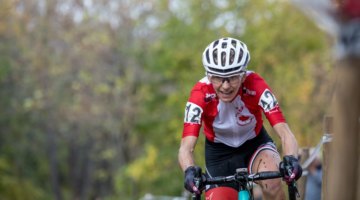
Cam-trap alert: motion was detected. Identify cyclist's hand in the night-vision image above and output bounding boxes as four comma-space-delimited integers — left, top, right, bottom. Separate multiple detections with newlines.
280, 155, 303, 184
184, 166, 202, 194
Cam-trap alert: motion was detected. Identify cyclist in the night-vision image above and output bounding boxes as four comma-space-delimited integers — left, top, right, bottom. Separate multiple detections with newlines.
178, 37, 302, 200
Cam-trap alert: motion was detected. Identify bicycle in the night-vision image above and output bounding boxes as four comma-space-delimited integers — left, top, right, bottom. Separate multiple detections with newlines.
191, 167, 300, 200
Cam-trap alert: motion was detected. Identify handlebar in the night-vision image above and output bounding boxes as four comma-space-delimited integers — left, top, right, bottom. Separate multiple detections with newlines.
192, 170, 299, 200
204, 171, 282, 184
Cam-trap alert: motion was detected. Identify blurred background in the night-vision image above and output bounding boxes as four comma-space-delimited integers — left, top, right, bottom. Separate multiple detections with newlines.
0, 0, 333, 199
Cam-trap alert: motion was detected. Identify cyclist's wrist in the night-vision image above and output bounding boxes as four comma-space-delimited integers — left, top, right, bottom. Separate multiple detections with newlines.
284, 155, 301, 162
284, 154, 298, 159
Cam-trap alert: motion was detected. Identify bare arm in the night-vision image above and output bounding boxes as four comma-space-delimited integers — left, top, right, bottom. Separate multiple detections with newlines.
273, 122, 299, 157
178, 136, 198, 171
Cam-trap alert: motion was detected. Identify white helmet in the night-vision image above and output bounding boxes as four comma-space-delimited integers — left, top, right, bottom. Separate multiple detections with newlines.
202, 37, 250, 76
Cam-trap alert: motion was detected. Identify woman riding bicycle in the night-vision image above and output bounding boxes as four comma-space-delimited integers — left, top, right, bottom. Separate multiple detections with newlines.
178, 37, 302, 200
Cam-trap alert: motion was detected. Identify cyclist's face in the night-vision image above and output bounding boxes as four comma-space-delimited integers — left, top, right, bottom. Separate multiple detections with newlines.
208, 72, 245, 102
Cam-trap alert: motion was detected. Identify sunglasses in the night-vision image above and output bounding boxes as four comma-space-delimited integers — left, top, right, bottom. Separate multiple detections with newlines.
208, 71, 246, 85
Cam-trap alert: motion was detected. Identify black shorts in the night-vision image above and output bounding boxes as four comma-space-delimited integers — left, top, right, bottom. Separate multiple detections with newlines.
205, 127, 277, 191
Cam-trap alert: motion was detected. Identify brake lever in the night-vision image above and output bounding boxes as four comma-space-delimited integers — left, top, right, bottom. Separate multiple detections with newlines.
290, 180, 300, 198
284, 163, 300, 198
191, 176, 203, 200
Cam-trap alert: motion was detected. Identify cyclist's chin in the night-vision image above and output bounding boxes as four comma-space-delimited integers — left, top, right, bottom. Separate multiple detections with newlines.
217, 92, 236, 102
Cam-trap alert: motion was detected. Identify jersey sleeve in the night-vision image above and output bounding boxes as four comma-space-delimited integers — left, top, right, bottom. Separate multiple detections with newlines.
182, 83, 207, 138
251, 73, 286, 126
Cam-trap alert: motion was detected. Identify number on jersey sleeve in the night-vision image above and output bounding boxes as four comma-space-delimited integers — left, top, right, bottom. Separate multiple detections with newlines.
258, 89, 278, 112
184, 102, 203, 124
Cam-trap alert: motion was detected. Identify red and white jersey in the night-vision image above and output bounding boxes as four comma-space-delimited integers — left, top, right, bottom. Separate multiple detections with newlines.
182, 71, 285, 148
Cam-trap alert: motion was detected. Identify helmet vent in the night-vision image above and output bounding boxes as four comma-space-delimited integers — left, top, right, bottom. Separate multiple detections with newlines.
229, 49, 235, 65
213, 40, 219, 48
213, 49, 218, 65
231, 40, 237, 47
205, 50, 210, 64
221, 52, 226, 66
238, 49, 244, 64
244, 54, 249, 66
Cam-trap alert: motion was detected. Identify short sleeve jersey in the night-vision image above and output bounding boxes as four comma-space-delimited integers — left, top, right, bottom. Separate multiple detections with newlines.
182, 71, 285, 148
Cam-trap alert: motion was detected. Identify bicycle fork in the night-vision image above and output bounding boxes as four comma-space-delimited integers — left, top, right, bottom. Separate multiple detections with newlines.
236, 168, 252, 200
